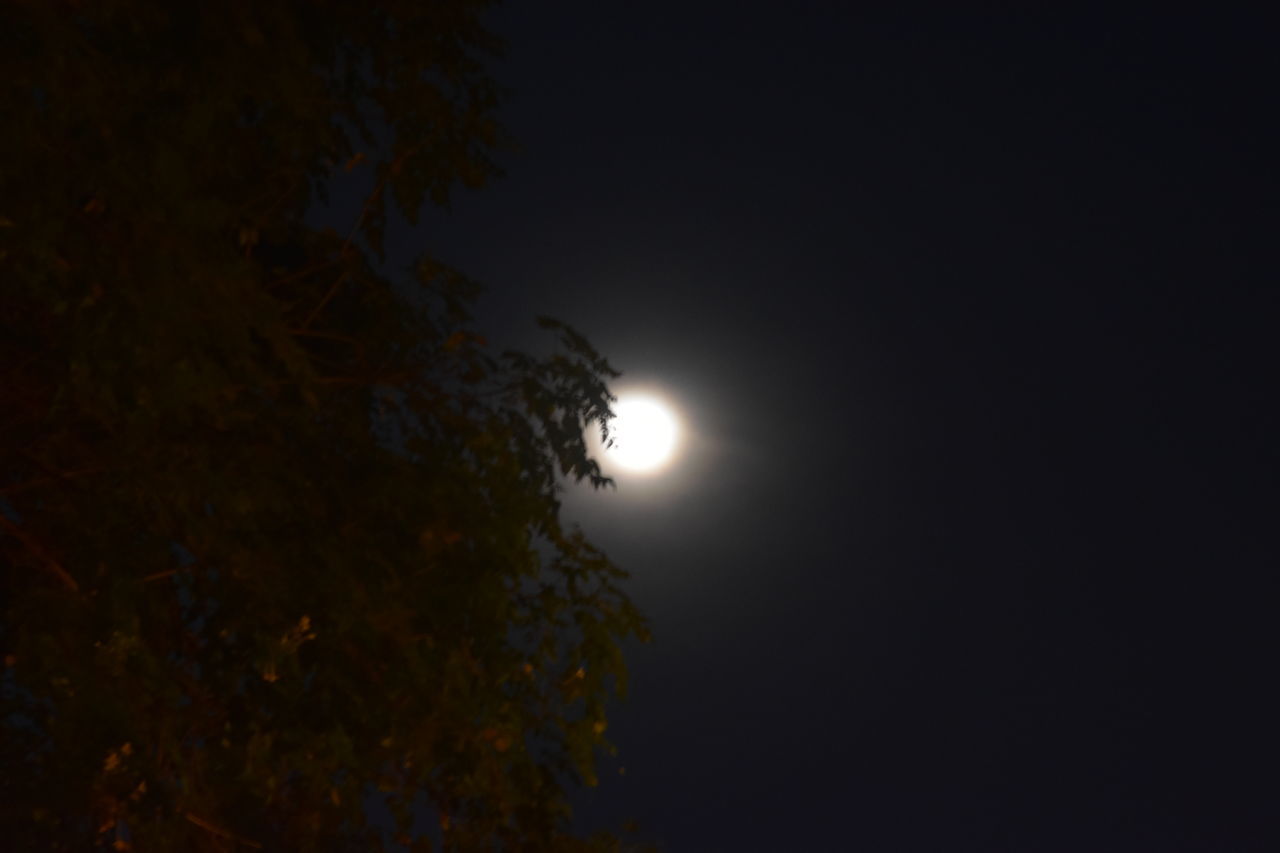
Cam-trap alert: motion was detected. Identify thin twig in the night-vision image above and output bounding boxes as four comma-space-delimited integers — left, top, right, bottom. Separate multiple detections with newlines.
299, 271, 350, 331
314, 370, 418, 387
288, 328, 367, 369
184, 811, 263, 849
341, 146, 420, 256
0, 513, 78, 592
287, 328, 365, 347
0, 466, 107, 497
218, 368, 419, 401
266, 257, 342, 290
299, 145, 422, 331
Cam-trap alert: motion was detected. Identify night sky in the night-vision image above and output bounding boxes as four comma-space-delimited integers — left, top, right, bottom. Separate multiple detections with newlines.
332, 5, 1277, 850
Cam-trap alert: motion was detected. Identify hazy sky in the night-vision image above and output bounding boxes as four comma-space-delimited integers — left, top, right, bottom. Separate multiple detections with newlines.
333, 4, 1276, 849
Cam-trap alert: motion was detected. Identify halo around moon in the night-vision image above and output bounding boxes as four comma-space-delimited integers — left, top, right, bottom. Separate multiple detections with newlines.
602, 393, 681, 474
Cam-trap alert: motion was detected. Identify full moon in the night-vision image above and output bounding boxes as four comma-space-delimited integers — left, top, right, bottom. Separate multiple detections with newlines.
603, 394, 680, 474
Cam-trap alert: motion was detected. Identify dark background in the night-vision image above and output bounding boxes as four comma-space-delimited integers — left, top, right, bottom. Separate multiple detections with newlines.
334, 4, 1277, 850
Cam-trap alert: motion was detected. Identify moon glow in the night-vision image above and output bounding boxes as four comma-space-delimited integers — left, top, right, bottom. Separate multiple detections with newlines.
604, 395, 680, 474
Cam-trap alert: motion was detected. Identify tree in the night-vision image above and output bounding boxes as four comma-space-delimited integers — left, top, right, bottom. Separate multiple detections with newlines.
1, 3, 650, 849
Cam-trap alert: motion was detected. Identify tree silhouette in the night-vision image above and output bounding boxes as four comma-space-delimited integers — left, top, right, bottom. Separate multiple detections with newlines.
1, 3, 649, 849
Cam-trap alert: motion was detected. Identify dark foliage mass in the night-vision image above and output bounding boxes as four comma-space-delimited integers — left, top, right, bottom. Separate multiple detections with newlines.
1, 3, 649, 849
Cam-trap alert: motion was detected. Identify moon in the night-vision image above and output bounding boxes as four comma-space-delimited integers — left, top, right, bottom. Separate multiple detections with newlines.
603, 393, 680, 474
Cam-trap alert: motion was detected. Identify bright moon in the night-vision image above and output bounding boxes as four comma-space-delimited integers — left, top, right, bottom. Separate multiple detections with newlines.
604, 395, 680, 473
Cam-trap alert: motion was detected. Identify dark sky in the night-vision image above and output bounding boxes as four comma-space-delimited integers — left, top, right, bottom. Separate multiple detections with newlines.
364, 5, 1276, 850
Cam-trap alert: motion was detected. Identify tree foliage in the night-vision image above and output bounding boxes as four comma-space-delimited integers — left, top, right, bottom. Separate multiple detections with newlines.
1, 3, 649, 849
